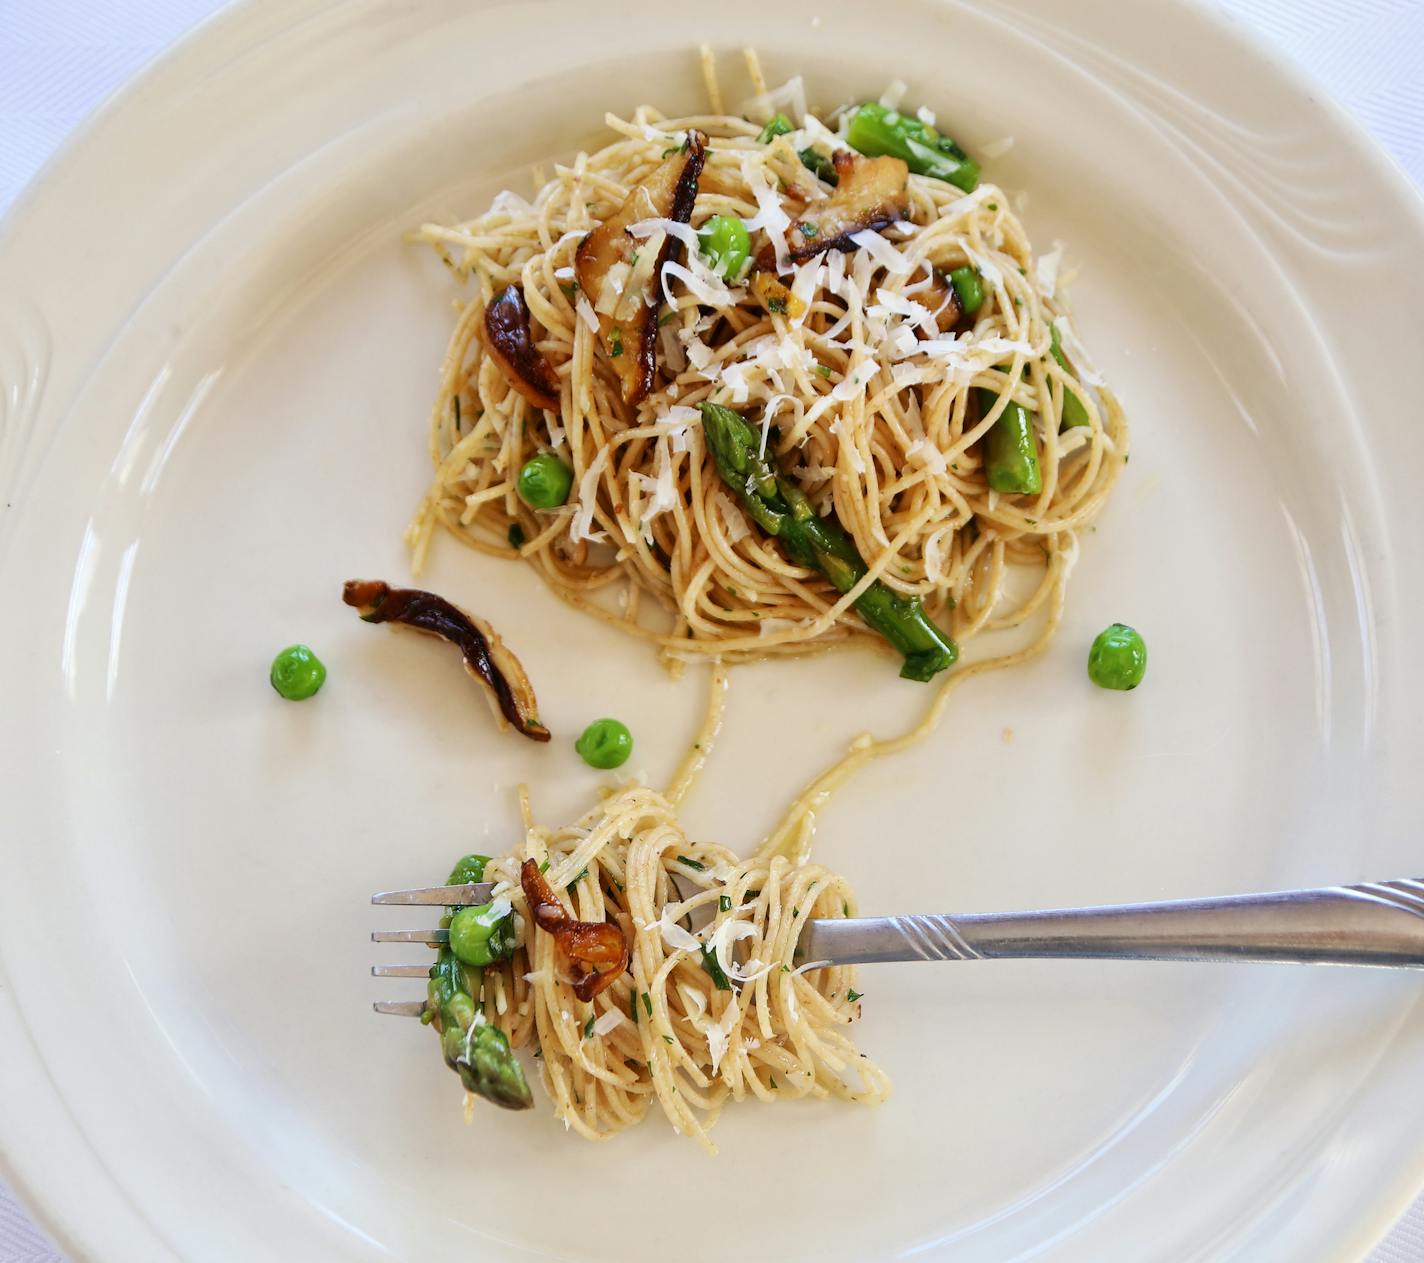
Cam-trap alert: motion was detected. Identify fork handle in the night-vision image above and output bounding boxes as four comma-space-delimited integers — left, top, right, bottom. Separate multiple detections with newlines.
807, 879, 1424, 968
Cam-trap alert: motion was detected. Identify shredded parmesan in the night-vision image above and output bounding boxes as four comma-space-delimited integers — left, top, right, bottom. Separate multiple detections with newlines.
569, 446, 611, 543
592, 1009, 624, 1037
878, 79, 909, 109
657, 910, 701, 953
1035, 243, 1064, 299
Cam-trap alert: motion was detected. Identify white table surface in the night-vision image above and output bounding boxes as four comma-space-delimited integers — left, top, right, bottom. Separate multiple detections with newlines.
2, 1, 1422, 1259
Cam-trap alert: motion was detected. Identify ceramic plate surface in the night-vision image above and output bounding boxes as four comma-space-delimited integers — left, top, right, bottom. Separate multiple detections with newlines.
3, 2, 1423, 1259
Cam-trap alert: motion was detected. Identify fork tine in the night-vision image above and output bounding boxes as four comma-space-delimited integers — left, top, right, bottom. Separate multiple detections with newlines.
371, 882, 496, 906
374, 1000, 428, 1017
371, 963, 432, 978
371, 929, 450, 944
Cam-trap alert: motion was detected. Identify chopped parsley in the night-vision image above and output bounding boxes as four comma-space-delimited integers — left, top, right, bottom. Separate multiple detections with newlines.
630, 994, 638, 1023
798, 222, 818, 239
701, 946, 733, 992
507, 523, 526, 549
676, 855, 706, 871
847, 989, 863, 1003
558, 280, 578, 300
719, 895, 732, 913
657, 310, 674, 327
629, 249, 640, 266
539, 858, 551, 873
766, 296, 787, 315
814, 364, 831, 378
608, 326, 623, 357
662, 1035, 675, 1045
642, 992, 653, 1018
583, 1013, 596, 1039
781, 964, 791, 973
565, 866, 590, 891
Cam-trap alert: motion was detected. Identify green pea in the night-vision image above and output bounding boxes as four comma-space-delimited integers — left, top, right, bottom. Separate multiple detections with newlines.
698, 215, 750, 280
446, 854, 491, 886
757, 113, 793, 143
517, 452, 573, 509
269, 644, 326, 700
575, 718, 633, 769
948, 266, 984, 315
1088, 623, 1147, 691
448, 902, 516, 967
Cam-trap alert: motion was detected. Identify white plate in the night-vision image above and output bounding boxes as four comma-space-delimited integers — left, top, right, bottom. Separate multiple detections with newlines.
3, 1, 1423, 1259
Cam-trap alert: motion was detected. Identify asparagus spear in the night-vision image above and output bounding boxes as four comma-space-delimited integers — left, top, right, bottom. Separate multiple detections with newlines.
845, 102, 980, 192
1049, 324, 1091, 429
700, 403, 958, 682
426, 854, 532, 1110
976, 381, 1043, 495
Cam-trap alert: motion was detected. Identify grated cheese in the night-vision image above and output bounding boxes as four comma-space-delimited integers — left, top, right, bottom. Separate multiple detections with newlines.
593, 1009, 624, 1037
905, 437, 947, 475
742, 156, 792, 272
569, 445, 611, 543
1035, 243, 1064, 299
657, 909, 701, 953
716, 491, 750, 542
878, 79, 909, 109
1052, 316, 1106, 385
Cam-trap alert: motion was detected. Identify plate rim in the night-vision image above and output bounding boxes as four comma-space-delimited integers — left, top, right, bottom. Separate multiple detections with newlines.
3, 1, 1423, 1258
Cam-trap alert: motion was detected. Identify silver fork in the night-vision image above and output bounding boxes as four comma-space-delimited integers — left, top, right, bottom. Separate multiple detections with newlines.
370, 876, 1424, 1014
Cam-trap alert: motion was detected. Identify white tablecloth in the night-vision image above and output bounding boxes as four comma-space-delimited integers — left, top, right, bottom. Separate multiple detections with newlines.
2, 1, 1422, 1259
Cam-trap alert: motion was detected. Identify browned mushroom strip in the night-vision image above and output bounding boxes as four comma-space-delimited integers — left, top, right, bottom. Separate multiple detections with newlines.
575, 130, 708, 405
760, 152, 910, 268
341, 580, 550, 742
920, 271, 964, 333
483, 286, 561, 411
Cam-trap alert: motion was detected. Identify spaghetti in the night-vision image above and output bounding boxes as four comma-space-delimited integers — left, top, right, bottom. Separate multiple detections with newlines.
456, 782, 886, 1153
406, 52, 1127, 678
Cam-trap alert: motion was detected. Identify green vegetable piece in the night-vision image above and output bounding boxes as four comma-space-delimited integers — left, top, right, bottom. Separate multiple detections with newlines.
1088, 623, 1147, 691
948, 265, 984, 316
976, 384, 1043, 495
427, 948, 531, 1110
844, 102, 979, 192
575, 718, 633, 769
1049, 324, 1091, 429
446, 854, 490, 889
698, 215, 751, 279
700, 402, 957, 681
269, 644, 326, 701
517, 452, 573, 509
448, 902, 518, 968
757, 113, 793, 143
797, 147, 839, 186
701, 946, 733, 992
